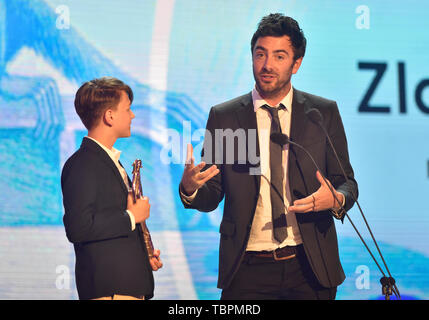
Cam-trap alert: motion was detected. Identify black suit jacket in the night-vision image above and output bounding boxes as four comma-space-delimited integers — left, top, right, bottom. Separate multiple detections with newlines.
181, 89, 358, 289
61, 137, 154, 299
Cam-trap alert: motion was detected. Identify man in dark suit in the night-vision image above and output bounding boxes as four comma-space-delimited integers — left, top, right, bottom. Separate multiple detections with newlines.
61, 77, 162, 300
179, 13, 358, 299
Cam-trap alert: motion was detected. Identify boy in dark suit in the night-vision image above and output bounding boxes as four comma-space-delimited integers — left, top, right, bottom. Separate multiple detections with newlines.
61, 77, 162, 300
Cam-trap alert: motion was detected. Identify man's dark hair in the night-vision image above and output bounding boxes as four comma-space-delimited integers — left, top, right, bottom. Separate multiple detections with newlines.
251, 13, 307, 60
74, 77, 133, 130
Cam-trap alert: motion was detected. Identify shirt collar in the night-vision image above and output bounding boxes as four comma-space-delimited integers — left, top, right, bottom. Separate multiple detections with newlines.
252, 85, 294, 112
86, 136, 122, 164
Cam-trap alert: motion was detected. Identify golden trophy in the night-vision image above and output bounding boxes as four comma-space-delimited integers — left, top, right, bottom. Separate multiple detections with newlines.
131, 159, 154, 260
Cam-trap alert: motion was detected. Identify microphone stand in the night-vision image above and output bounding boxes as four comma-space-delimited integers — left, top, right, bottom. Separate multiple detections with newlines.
271, 132, 399, 300
307, 109, 400, 300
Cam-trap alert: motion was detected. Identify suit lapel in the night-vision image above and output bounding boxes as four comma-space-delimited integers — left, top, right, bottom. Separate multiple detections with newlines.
234, 93, 257, 132
289, 88, 309, 145
234, 93, 261, 193
119, 160, 133, 191
81, 138, 129, 196
288, 89, 313, 201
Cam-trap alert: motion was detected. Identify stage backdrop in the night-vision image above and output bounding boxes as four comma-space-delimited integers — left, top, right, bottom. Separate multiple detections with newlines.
0, 0, 428, 300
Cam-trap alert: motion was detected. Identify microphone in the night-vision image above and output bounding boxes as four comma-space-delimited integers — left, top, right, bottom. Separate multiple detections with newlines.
270, 132, 346, 220
306, 108, 400, 300
306, 107, 323, 125
270, 132, 289, 146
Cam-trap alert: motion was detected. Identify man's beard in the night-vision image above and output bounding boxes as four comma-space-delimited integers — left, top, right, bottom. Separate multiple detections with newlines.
255, 74, 291, 99
253, 62, 294, 100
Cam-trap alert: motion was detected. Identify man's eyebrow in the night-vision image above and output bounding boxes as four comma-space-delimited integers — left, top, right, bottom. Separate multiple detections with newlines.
254, 45, 267, 51
254, 46, 289, 55
272, 49, 289, 56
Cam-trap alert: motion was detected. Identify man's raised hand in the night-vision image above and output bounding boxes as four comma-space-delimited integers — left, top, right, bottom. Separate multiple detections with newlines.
180, 144, 219, 196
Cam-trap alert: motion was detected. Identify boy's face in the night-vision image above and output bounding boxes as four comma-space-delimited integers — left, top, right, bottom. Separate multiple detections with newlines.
111, 90, 135, 138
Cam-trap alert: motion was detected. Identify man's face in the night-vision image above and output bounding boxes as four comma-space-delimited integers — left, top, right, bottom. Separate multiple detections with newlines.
111, 90, 135, 138
252, 35, 302, 103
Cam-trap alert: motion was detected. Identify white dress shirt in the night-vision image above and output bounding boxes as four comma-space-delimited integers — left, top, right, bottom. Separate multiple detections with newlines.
86, 136, 136, 231
246, 86, 302, 251
181, 86, 304, 251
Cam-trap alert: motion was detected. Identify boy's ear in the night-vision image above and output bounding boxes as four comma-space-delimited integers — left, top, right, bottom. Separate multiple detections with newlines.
103, 109, 114, 127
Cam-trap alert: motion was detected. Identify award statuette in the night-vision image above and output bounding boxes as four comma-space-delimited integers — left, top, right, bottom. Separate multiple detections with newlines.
131, 159, 154, 260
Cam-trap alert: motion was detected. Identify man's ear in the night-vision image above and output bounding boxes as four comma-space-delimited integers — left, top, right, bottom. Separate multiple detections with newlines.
103, 109, 114, 127
292, 57, 303, 74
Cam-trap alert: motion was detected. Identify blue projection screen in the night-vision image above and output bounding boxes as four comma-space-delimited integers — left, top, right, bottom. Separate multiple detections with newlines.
0, 0, 428, 300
